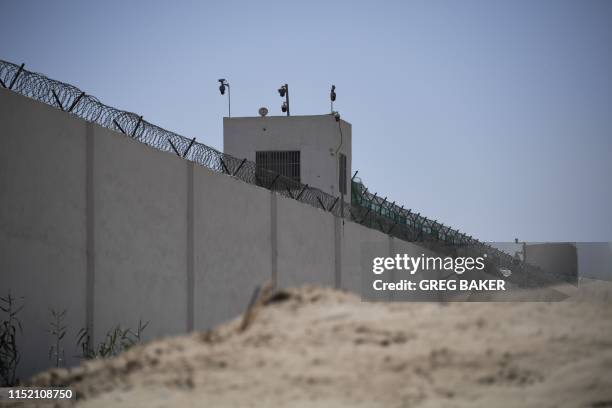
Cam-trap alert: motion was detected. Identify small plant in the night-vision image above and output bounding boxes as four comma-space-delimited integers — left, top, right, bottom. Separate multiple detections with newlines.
48, 308, 67, 368
128, 319, 149, 344
0, 291, 24, 386
77, 319, 149, 360
76, 327, 92, 359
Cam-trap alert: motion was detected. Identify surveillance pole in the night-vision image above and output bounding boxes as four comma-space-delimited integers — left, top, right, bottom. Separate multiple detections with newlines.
218, 79, 231, 117
285, 85, 290, 116
279, 83, 290, 116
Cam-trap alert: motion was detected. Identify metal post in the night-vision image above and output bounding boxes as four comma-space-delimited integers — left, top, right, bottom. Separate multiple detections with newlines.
218, 79, 231, 117
279, 83, 290, 116
227, 83, 231, 117
183, 137, 196, 158
131, 116, 143, 138
8, 63, 24, 90
67, 92, 85, 113
330, 85, 336, 113
285, 84, 290, 116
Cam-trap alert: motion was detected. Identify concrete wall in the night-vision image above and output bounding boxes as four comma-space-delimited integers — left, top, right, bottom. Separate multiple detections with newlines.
92, 125, 189, 343
223, 115, 352, 198
0, 89, 424, 380
0, 88, 87, 379
193, 166, 272, 330
340, 220, 389, 294
525, 243, 578, 284
576, 243, 612, 281
276, 194, 336, 288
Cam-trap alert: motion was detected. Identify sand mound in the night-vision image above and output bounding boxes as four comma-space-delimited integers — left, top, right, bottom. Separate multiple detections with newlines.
22, 285, 612, 407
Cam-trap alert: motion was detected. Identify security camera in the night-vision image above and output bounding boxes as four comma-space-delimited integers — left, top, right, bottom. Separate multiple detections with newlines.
278, 84, 289, 116
218, 79, 227, 95
218, 79, 231, 117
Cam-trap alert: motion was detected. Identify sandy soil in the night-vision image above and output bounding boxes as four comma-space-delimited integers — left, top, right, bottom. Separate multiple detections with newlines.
14, 280, 612, 408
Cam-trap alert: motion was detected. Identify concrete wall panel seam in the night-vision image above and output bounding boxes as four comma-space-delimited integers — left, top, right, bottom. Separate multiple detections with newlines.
187, 162, 195, 331
271, 192, 278, 286
334, 216, 342, 289
85, 122, 95, 349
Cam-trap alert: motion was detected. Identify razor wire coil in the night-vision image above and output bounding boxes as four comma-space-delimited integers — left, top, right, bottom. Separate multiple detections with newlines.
1, 59, 548, 282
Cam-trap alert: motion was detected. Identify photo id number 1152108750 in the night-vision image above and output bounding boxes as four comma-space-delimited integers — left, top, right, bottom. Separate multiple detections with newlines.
1, 388, 74, 400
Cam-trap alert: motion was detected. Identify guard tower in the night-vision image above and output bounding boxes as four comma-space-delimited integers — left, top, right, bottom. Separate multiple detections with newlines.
223, 114, 352, 200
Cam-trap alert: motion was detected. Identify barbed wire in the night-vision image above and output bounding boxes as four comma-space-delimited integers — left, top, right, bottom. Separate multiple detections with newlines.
0, 59, 343, 217
1, 59, 554, 285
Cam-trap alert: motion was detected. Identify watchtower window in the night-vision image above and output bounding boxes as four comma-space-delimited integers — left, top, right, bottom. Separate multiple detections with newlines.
256, 151, 301, 186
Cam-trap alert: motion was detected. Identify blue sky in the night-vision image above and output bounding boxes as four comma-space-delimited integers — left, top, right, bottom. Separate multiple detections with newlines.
1, 0, 611, 242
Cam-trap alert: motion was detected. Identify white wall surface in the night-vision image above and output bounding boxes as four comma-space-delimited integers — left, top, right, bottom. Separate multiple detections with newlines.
223, 115, 352, 198
340, 219, 390, 295
93, 124, 189, 343
276, 194, 335, 288
193, 167, 272, 330
0, 89, 432, 381
0, 88, 87, 379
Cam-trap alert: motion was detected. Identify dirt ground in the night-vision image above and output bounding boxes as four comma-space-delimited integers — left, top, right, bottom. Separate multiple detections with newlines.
12, 279, 612, 408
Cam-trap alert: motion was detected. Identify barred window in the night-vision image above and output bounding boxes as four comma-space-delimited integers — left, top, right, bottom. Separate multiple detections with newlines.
256, 151, 300, 187
339, 153, 347, 194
